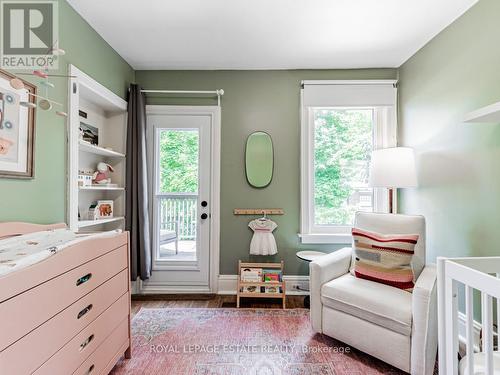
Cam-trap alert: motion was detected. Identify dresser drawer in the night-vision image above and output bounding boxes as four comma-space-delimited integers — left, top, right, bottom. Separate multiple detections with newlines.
33, 292, 129, 375
0, 232, 128, 304
73, 318, 129, 375
0, 270, 129, 375
0, 245, 127, 351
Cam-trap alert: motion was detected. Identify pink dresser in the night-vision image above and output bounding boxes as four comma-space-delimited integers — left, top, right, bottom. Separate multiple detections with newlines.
0, 226, 131, 375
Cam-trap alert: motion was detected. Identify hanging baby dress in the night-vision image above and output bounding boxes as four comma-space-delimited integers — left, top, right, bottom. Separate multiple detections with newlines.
249, 218, 278, 255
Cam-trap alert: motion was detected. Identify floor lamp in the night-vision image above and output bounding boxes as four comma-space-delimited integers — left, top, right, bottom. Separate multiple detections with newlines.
368, 147, 418, 214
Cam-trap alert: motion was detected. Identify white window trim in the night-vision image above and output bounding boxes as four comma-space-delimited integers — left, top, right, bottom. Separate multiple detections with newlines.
299, 80, 397, 244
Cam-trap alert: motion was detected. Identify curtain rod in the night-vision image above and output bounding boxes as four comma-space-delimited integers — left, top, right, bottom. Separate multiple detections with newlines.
140, 89, 224, 105
141, 89, 224, 95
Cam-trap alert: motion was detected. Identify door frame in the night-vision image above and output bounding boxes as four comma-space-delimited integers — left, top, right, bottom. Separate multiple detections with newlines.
140, 105, 221, 294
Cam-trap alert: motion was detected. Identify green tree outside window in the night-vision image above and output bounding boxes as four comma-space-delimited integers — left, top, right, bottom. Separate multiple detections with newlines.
314, 109, 373, 226
159, 130, 199, 193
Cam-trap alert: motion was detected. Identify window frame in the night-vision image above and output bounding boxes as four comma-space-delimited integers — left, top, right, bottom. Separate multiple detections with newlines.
299, 80, 397, 244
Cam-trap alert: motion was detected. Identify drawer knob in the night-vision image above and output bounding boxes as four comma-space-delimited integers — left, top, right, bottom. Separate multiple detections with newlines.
80, 334, 94, 351
77, 304, 93, 319
76, 273, 92, 286
86, 364, 95, 374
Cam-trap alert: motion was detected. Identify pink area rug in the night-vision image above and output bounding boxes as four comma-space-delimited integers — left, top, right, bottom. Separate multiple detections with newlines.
110, 308, 407, 375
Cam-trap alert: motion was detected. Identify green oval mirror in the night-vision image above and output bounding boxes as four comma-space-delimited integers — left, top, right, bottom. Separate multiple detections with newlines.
245, 131, 273, 188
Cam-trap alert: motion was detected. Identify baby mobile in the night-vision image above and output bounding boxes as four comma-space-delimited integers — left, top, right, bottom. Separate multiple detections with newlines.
7, 41, 73, 117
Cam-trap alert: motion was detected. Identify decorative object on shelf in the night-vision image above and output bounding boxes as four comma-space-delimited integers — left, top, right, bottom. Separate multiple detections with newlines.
87, 203, 99, 220
0, 69, 36, 179
369, 147, 418, 214
248, 212, 278, 255
88, 200, 114, 220
245, 131, 274, 188
97, 200, 114, 218
79, 122, 98, 145
78, 171, 93, 187
92, 162, 114, 185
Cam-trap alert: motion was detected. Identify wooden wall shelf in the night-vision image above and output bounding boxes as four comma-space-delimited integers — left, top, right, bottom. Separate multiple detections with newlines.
233, 208, 284, 215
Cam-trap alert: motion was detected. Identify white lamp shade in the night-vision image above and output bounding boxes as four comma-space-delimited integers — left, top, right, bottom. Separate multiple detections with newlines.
369, 147, 418, 188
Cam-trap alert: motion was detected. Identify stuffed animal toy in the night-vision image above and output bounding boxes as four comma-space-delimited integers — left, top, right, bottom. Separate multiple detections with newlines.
92, 162, 114, 184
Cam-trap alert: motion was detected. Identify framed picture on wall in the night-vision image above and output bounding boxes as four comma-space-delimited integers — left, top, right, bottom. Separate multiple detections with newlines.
0, 69, 36, 179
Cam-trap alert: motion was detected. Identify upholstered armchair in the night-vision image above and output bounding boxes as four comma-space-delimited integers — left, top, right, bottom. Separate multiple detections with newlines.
310, 212, 438, 375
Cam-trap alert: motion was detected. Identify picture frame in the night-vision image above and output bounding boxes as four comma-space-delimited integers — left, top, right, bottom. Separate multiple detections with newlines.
96, 200, 114, 218
88, 200, 114, 220
0, 69, 36, 179
79, 121, 98, 145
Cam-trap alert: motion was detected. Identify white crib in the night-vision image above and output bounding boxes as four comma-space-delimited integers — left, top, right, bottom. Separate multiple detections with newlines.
437, 256, 500, 375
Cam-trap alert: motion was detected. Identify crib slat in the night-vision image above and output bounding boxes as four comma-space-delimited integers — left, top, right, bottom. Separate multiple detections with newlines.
482, 292, 494, 375
445, 277, 459, 374
437, 258, 447, 375
466, 285, 475, 375
497, 273, 500, 352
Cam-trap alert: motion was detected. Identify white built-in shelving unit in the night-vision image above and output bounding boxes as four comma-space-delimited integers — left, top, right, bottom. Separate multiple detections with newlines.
77, 217, 125, 228
464, 101, 500, 123
67, 65, 128, 232
78, 140, 126, 158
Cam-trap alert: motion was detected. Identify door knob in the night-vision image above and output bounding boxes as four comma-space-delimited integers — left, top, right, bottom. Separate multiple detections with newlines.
201, 201, 208, 207
201, 213, 208, 220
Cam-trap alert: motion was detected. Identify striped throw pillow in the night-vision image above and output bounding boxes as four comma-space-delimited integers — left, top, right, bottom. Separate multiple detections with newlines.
351, 228, 419, 292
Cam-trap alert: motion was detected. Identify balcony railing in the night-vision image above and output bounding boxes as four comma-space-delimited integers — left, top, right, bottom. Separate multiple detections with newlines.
158, 195, 197, 240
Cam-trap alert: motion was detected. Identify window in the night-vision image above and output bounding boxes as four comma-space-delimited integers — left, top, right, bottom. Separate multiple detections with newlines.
154, 128, 200, 262
300, 81, 397, 244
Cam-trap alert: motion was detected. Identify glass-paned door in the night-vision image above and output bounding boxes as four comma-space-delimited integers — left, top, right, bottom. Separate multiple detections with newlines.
147, 111, 211, 288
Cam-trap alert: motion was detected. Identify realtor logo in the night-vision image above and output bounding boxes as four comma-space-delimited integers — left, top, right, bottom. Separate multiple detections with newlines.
1, 1, 59, 69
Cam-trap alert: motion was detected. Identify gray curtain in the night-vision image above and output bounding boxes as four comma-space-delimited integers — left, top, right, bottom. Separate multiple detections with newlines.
126, 84, 151, 280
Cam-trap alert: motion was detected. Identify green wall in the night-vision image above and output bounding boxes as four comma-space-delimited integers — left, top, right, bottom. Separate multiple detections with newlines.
136, 69, 397, 275
5, 0, 490, 279
398, 0, 500, 265
0, 0, 134, 223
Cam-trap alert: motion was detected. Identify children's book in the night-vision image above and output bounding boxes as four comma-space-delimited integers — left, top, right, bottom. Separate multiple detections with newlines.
241, 268, 262, 282
263, 269, 282, 282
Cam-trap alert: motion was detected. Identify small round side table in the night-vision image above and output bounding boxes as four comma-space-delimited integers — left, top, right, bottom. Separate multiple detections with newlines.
296, 250, 327, 308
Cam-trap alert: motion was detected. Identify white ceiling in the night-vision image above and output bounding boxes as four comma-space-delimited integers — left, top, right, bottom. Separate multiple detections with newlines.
67, 0, 478, 70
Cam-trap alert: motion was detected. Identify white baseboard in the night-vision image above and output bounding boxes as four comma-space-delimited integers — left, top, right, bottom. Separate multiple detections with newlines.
217, 275, 238, 295
217, 274, 309, 295
130, 280, 139, 294
132, 279, 213, 294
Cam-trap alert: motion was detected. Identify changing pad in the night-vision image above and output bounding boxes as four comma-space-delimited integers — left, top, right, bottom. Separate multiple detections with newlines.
0, 229, 121, 277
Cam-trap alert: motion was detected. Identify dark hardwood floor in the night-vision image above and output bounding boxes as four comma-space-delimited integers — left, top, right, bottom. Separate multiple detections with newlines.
131, 294, 307, 317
